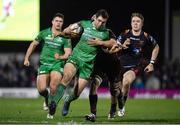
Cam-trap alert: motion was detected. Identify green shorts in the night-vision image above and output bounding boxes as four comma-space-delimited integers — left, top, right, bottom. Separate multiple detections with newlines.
67, 55, 93, 80
38, 61, 64, 75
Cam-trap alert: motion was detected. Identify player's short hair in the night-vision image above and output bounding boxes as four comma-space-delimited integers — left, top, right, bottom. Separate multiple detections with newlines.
131, 12, 144, 23
53, 13, 64, 20
95, 9, 109, 19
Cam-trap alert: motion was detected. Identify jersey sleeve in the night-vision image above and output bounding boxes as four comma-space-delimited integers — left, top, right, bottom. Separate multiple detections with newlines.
64, 38, 72, 49
117, 33, 126, 44
147, 35, 157, 48
34, 30, 44, 43
77, 20, 83, 27
108, 29, 116, 39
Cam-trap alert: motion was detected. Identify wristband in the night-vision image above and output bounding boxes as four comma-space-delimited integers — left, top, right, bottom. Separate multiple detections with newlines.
150, 60, 155, 64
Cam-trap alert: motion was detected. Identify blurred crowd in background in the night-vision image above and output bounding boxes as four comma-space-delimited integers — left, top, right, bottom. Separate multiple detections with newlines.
0, 53, 38, 88
0, 53, 180, 90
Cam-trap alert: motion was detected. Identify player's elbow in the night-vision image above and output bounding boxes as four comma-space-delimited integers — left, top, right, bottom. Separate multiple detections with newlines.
64, 51, 72, 60
154, 44, 160, 53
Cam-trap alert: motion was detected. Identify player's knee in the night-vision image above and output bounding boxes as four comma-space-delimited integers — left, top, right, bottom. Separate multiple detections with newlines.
50, 78, 59, 87
123, 72, 136, 85
62, 73, 72, 84
94, 75, 102, 86
110, 86, 120, 96
49, 83, 58, 93
123, 83, 130, 91
123, 76, 133, 86
37, 85, 47, 93
39, 89, 48, 97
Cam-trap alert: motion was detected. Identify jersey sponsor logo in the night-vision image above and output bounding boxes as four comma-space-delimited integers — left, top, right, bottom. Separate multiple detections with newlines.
42, 63, 53, 66
45, 35, 53, 40
130, 37, 140, 41
132, 48, 141, 55
117, 36, 122, 43
83, 28, 106, 40
86, 27, 91, 30
56, 37, 63, 42
123, 65, 136, 68
39, 71, 46, 74
45, 41, 61, 47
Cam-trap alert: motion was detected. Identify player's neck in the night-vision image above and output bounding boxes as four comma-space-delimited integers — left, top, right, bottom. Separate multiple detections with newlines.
92, 22, 97, 29
132, 29, 141, 36
52, 28, 61, 37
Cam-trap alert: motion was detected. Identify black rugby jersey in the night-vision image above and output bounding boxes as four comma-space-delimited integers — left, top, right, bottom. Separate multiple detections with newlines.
117, 29, 157, 68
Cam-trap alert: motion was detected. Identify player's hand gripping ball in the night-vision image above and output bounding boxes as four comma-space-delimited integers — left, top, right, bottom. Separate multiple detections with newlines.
69, 23, 83, 38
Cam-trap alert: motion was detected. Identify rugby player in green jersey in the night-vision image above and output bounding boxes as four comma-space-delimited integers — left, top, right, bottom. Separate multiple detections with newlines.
48, 9, 116, 118
23, 13, 72, 115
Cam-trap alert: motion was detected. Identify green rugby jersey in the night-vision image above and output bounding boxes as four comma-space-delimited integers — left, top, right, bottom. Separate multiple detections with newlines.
35, 28, 71, 65
73, 20, 109, 62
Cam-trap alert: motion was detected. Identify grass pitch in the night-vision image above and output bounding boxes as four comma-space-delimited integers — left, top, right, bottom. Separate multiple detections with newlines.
0, 98, 180, 124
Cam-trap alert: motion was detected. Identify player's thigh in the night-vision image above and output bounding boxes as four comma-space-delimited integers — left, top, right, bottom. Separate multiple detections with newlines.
79, 61, 93, 80
123, 70, 136, 85
50, 62, 63, 83
62, 63, 77, 83
37, 74, 50, 91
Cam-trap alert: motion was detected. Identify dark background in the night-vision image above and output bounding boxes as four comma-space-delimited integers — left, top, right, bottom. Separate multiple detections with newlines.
0, 0, 180, 65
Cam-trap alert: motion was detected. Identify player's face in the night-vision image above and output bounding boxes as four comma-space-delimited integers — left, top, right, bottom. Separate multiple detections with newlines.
52, 17, 64, 31
93, 16, 107, 29
131, 16, 143, 32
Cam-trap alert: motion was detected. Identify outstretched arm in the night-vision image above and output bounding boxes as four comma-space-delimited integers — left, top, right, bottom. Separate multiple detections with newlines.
108, 38, 131, 53
88, 38, 117, 48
